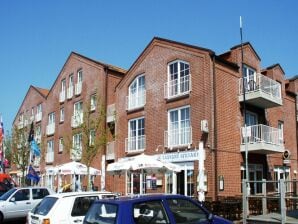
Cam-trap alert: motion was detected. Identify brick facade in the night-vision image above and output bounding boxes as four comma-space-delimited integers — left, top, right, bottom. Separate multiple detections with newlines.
13, 38, 298, 199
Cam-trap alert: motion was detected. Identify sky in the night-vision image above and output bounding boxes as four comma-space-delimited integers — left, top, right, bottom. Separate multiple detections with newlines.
0, 0, 297, 132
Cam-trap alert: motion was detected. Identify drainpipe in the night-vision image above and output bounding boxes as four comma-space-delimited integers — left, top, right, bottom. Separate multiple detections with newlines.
211, 54, 218, 200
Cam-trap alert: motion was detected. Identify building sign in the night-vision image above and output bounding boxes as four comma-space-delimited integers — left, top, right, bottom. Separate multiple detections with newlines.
156, 150, 200, 163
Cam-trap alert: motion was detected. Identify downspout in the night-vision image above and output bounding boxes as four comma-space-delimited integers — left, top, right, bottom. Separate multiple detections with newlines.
212, 54, 218, 200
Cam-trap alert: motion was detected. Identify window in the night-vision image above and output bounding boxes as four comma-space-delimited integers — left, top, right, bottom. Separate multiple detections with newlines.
167, 198, 207, 223
32, 188, 50, 200
274, 167, 290, 192
167, 106, 191, 147
75, 70, 83, 95
67, 74, 74, 99
278, 121, 284, 144
126, 117, 145, 152
166, 60, 191, 98
127, 75, 145, 110
60, 79, 66, 102
46, 140, 54, 163
14, 189, 30, 201
241, 164, 263, 194
36, 104, 42, 122
35, 125, 41, 143
243, 65, 256, 91
133, 201, 170, 224
47, 113, 55, 135
60, 108, 64, 123
72, 133, 82, 159
72, 101, 83, 127
90, 94, 96, 111
59, 138, 64, 153
71, 196, 98, 217
89, 129, 95, 146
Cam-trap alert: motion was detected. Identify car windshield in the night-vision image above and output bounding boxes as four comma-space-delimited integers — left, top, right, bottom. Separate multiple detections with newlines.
83, 202, 118, 224
31, 197, 58, 215
0, 188, 17, 200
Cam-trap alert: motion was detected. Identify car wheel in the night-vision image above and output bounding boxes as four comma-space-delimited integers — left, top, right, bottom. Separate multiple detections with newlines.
0, 212, 3, 223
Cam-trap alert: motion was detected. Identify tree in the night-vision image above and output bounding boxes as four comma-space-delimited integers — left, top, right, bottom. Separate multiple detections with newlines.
10, 123, 31, 186
65, 95, 113, 190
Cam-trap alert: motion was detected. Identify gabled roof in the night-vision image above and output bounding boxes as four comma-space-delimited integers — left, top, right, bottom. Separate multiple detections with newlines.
13, 85, 49, 124
126, 37, 215, 75
48, 51, 126, 97
263, 63, 285, 75
221, 42, 261, 61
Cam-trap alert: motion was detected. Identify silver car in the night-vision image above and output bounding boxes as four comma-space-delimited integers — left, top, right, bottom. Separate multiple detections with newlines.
0, 186, 55, 222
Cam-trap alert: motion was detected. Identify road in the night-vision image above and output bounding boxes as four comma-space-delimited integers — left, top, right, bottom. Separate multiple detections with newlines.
4, 218, 26, 224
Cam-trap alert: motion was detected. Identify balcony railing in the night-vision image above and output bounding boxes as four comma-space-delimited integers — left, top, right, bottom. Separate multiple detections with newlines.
164, 126, 192, 148
75, 82, 82, 95
125, 135, 146, 153
240, 124, 284, 154
35, 112, 42, 122
164, 74, 191, 99
67, 86, 74, 99
106, 141, 115, 160
46, 123, 55, 136
35, 134, 41, 144
71, 112, 83, 128
59, 90, 66, 102
239, 73, 282, 108
46, 151, 54, 163
71, 147, 82, 161
126, 91, 146, 110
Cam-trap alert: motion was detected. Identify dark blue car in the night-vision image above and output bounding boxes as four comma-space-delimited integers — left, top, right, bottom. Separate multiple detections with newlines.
83, 194, 232, 224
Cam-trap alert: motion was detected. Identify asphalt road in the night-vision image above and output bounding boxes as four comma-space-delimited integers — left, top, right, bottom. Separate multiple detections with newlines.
3, 218, 26, 224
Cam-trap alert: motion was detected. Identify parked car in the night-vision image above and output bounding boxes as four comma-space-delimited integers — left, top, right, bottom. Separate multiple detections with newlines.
27, 191, 116, 224
83, 194, 233, 224
0, 186, 54, 223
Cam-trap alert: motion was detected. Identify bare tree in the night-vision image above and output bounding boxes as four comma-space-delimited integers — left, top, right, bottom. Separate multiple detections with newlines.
65, 95, 112, 190
10, 124, 31, 186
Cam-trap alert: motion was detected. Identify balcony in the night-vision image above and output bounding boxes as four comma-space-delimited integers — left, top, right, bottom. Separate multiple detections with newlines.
125, 135, 145, 153
164, 127, 192, 149
164, 74, 191, 99
240, 124, 284, 154
71, 112, 83, 128
46, 123, 55, 136
67, 86, 74, 99
71, 147, 82, 161
35, 112, 42, 122
239, 73, 282, 108
126, 91, 146, 111
106, 141, 115, 160
46, 151, 54, 163
75, 82, 82, 95
59, 90, 66, 103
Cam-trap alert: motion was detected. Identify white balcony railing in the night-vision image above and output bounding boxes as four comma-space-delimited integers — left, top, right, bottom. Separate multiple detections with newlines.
241, 124, 283, 146
71, 147, 82, 161
46, 151, 54, 163
164, 74, 191, 99
239, 73, 282, 107
35, 134, 41, 144
164, 126, 192, 148
75, 82, 82, 95
71, 112, 83, 128
59, 90, 66, 102
33, 156, 41, 167
125, 135, 146, 153
67, 86, 74, 99
126, 91, 146, 110
35, 112, 42, 122
46, 123, 55, 135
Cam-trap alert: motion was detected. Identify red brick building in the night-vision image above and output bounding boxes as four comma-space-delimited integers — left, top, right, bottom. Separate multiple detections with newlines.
13, 38, 298, 199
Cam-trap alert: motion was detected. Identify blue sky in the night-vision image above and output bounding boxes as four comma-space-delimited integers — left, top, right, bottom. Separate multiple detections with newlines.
0, 0, 297, 131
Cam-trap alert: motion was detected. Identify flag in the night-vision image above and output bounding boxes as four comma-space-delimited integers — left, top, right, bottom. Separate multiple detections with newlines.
0, 116, 3, 144
28, 122, 34, 143
30, 139, 41, 156
26, 165, 40, 183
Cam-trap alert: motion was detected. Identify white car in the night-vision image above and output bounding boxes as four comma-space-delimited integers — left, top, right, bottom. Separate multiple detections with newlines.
0, 186, 55, 223
27, 191, 116, 224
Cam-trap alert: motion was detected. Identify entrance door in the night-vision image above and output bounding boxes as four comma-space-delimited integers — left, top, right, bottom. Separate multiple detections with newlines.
274, 167, 290, 192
